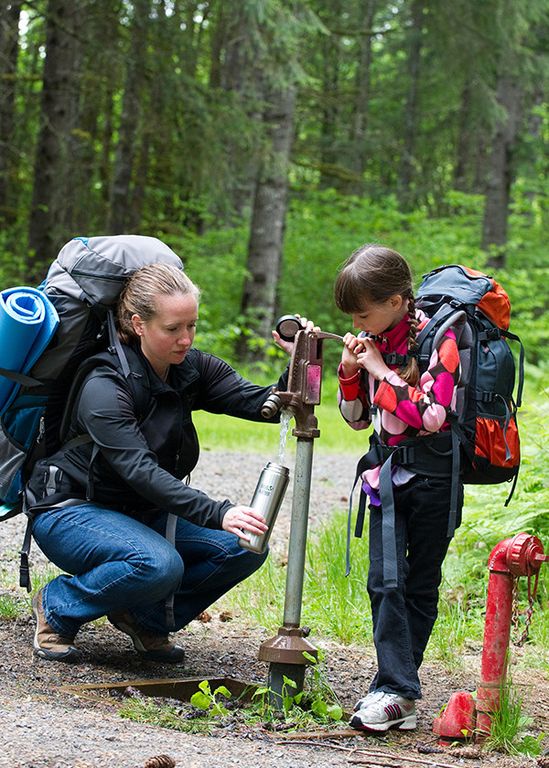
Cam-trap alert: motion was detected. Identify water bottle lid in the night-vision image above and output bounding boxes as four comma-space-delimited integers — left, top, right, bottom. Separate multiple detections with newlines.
265, 461, 290, 476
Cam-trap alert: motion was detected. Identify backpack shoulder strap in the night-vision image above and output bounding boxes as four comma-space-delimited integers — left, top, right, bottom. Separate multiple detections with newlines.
59, 339, 150, 446
416, 307, 468, 368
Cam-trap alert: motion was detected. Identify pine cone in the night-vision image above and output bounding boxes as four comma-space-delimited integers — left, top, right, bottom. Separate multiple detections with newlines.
143, 755, 176, 768
450, 746, 481, 759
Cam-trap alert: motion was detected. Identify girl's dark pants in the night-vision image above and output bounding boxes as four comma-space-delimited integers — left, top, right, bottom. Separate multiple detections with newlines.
367, 474, 463, 700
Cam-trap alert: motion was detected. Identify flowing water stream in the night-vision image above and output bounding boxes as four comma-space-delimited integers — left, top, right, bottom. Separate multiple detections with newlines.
278, 408, 293, 466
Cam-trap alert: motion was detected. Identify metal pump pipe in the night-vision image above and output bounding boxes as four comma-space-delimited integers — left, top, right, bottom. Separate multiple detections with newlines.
258, 324, 342, 702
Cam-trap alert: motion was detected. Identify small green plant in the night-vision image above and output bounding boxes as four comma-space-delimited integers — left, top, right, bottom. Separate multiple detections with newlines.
484, 678, 545, 756
302, 650, 343, 722
280, 674, 305, 717
0, 593, 24, 620
119, 696, 214, 735
190, 679, 232, 717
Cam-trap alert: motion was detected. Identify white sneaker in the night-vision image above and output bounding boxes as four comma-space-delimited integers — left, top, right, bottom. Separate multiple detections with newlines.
350, 692, 417, 732
353, 690, 385, 712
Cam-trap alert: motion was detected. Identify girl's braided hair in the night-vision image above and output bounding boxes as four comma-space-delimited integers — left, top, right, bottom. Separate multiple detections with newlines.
334, 243, 420, 385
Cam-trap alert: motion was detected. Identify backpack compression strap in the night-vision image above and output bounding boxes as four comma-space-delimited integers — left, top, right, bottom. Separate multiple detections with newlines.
0, 367, 41, 388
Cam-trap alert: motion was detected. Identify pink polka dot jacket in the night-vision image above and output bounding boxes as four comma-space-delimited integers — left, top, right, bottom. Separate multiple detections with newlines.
337, 309, 461, 498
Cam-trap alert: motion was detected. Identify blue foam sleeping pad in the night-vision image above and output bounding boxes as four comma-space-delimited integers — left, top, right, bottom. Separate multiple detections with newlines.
0, 286, 59, 416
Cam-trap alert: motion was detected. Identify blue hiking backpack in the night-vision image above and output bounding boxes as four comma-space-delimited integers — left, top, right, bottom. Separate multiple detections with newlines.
415, 264, 523, 495
0, 235, 184, 522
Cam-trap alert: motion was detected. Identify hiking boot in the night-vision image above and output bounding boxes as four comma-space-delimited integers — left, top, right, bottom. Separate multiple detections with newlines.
32, 590, 80, 662
108, 610, 185, 664
350, 692, 416, 732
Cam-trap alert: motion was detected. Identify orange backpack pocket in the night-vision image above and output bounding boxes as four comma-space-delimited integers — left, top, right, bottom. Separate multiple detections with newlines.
470, 415, 520, 483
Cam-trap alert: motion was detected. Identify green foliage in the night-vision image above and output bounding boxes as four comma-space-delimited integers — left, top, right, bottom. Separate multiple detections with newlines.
119, 696, 214, 735
162, 188, 547, 370
119, 656, 343, 736
485, 677, 545, 756
0, 593, 23, 620
189, 680, 232, 717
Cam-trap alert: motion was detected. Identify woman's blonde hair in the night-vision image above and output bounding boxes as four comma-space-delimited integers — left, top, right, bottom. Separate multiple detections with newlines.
117, 263, 200, 344
334, 243, 420, 385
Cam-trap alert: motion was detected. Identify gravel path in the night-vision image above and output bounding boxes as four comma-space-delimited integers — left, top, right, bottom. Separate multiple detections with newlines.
0, 450, 546, 768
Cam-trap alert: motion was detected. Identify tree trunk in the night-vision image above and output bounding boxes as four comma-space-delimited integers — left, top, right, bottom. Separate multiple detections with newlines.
481, 74, 522, 269
100, 77, 116, 208
108, 0, 150, 234
319, 1, 342, 189
217, 1, 263, 219
453, 79, 473, 192
0, 1, 21, 225
347, 0, 376, 194
71, 2, 121, 232
28, 0, 84, 278
397, 0, 424, 211
237, 87, 296, 361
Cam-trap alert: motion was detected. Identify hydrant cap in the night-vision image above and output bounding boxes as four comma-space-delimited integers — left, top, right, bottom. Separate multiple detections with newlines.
506, 533, 545, 577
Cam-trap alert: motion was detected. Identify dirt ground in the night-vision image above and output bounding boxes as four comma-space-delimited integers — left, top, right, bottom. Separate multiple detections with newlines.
0, 613, 547, 768
0, 451, 547, 767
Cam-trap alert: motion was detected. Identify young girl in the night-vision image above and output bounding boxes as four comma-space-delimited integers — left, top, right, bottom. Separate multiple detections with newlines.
335, 244, 463, 733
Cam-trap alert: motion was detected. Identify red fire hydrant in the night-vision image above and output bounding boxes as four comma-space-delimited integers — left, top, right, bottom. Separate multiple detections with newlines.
433, 532, 547, 745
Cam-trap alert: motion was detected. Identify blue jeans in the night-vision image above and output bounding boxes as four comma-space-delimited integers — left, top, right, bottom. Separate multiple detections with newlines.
32, 504, 267, 638
366, 474, 463, 700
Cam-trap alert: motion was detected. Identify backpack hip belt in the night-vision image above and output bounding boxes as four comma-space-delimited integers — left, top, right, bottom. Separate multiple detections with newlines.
346, 430, 461, 589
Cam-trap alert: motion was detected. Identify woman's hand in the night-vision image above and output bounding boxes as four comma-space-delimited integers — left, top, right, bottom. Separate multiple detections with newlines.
222, 505, 268, 539
272, 314, 320, 356
356, 337, 391, 381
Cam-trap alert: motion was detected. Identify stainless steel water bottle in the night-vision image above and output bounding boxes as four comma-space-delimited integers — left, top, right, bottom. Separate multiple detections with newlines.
239, 462, 290, 554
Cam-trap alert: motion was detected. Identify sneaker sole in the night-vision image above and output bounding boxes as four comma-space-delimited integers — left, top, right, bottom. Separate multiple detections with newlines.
33, 645, 81, 662
350, 713, 417, 732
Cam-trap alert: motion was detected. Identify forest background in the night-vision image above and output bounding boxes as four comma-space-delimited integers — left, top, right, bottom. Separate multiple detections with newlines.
0, 0, 547, 664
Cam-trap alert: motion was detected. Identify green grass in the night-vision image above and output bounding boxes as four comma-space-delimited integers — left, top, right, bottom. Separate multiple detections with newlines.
484, 676, 546, 756
0, 593, 26, 619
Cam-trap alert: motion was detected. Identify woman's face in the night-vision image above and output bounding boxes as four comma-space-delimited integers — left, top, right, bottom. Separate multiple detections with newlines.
132, 291, 198, 378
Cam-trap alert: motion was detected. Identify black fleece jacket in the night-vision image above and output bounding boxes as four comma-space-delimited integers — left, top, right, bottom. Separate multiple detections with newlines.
27, 344, 288, 529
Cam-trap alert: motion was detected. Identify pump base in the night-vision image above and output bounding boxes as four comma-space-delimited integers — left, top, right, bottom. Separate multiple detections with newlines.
258, 625, 318, 665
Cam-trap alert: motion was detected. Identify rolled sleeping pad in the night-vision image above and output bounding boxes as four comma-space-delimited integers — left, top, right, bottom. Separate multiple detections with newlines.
0, 286, 59, 415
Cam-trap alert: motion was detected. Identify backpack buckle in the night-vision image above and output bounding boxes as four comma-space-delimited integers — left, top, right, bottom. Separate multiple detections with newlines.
480, 328, 501, 341
397, 446, 415, 465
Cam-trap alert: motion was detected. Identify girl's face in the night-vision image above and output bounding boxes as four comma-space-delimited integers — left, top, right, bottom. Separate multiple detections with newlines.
351, 294, 407, 336
131, 291, 198, 379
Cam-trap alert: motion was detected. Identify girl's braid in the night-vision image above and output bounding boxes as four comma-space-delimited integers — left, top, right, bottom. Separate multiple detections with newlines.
398, 295, 420, 386
407, 296, 419, 354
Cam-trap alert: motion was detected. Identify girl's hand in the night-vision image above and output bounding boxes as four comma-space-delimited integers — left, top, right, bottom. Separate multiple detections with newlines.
272, 314, 320, 356
356, 338, 391, 381
222, 505, 268, 538
340, 332, 366, 377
